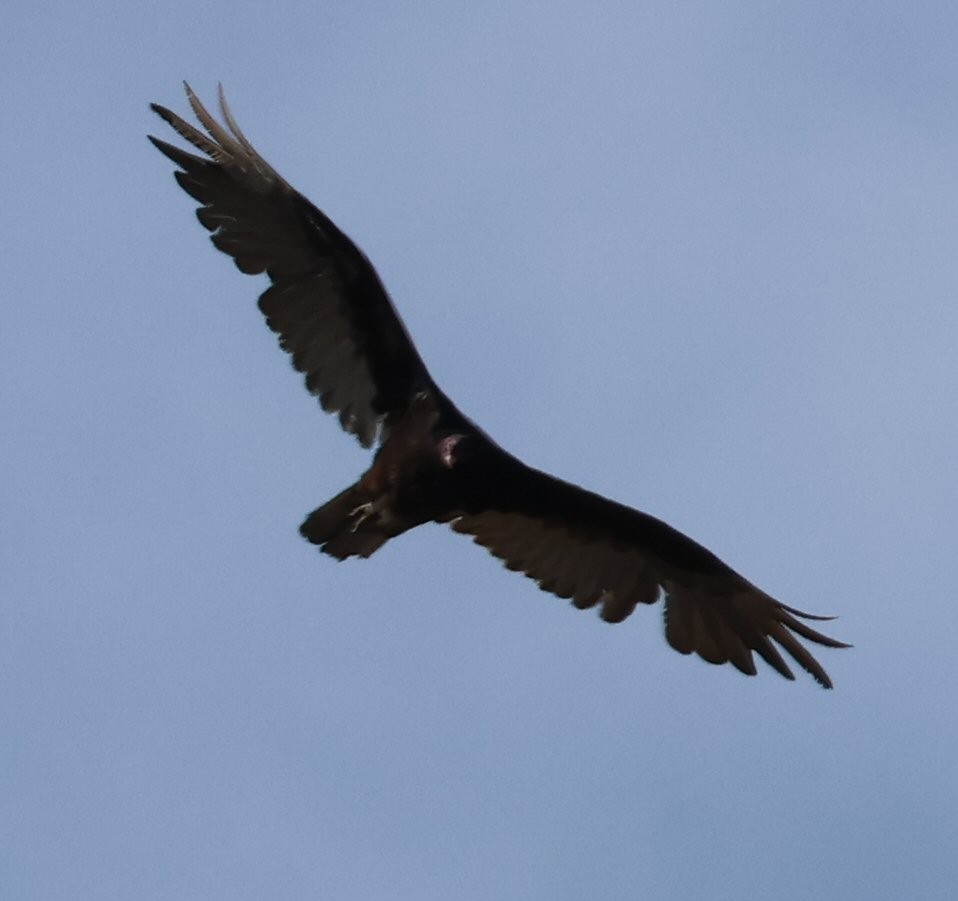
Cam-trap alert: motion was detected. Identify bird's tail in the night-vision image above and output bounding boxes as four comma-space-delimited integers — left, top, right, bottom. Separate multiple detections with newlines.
300, 484, 391, 560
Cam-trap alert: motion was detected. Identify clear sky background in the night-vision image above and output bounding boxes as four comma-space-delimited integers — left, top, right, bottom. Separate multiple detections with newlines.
3, 2, 957, 899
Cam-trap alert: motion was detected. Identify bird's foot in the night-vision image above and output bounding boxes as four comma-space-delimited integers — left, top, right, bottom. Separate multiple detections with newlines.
348, 502, 376, 532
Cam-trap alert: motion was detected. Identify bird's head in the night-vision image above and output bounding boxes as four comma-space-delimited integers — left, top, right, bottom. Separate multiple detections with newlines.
438, 433, 475, 468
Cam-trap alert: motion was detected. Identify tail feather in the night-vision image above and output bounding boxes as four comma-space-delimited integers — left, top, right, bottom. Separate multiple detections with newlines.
299, 485, 391, 559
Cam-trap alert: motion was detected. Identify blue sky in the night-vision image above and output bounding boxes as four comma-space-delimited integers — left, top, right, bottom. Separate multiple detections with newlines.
3, 2, 957, 898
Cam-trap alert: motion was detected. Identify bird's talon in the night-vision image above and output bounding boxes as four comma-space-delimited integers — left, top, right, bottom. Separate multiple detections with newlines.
349, 502, 374, 531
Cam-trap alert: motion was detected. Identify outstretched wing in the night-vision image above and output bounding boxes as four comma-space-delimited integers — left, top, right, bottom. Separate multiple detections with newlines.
149, 84, 436, 447
452, 459, 848, 687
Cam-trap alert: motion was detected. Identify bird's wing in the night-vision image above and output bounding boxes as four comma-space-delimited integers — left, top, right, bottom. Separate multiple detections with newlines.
451, 460, 848, 687
149, 84, 437, 448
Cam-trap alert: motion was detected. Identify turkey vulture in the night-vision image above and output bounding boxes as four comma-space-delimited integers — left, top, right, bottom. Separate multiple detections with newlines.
149, 84, 849, 687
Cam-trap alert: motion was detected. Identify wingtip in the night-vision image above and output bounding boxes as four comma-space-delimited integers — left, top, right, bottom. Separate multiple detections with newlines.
780, 604, 838, 623
149, 101, 172, 123
150, 81, 196, 112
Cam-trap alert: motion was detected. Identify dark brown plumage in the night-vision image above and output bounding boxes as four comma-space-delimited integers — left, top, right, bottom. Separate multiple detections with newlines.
150, 84, 849, 687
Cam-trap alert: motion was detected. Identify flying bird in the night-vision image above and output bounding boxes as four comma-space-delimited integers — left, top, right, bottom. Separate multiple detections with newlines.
149, 84, 849, 687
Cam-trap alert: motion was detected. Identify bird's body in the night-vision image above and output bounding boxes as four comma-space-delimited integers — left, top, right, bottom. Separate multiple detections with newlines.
302, 390, 475, 558
150, 84, 849, 687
